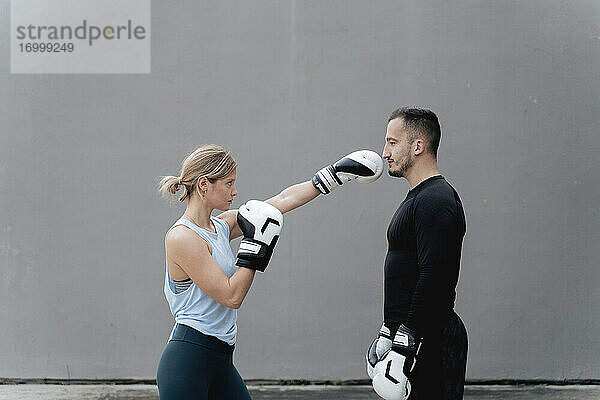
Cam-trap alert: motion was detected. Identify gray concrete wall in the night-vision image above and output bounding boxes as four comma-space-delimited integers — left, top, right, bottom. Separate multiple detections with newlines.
1, 0, 599, 381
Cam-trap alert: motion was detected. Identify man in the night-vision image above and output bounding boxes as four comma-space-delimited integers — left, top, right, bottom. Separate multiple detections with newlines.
367, 107, 468, 400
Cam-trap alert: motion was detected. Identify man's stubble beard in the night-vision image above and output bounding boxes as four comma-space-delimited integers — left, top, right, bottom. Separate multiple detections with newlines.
388, 151, 414, 178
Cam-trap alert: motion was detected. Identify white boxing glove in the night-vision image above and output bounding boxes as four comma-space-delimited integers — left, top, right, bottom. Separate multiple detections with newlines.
235, 200, 283, 272
366, 323, 393, 379
372, 350, 411, 400
312, 150, 384, 194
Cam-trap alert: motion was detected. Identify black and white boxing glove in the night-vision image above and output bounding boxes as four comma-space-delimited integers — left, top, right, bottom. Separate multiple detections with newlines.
371, 325, 420, 400
312, 150, 384, 194
235, 200, 283, 272
366, 323, 393, 379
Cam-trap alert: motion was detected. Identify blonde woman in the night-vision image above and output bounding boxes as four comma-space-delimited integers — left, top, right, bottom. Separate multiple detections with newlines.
156, 144, 382, 399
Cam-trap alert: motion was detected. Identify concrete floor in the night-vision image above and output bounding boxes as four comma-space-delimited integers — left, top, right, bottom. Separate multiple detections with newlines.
1, 385, 599, 400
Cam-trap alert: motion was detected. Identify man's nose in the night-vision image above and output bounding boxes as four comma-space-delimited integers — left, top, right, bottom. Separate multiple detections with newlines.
382, 147, 391, 159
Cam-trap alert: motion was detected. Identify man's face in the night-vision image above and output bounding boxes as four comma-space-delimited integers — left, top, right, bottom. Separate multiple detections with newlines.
382, 118, 414, 178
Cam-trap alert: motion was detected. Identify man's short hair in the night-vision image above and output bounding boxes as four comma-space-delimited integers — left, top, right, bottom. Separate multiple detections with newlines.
388, 107, 441, 158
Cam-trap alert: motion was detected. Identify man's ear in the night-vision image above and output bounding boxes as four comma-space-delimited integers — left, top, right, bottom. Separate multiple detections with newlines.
414, 139, 426, 156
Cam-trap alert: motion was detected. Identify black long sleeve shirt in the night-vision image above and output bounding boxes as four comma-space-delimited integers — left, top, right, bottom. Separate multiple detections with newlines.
384, 175, 466, 339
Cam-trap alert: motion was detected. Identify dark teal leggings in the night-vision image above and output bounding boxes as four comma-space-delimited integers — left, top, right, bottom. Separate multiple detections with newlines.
157, 324, 252, 400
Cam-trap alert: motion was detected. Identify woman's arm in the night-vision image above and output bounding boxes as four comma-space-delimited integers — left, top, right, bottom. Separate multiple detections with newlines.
218, 150, 382, 240
218, 181, 320, 241
217, 210, 241, 240
166, 226, 254, 309
265, 181, 320, 214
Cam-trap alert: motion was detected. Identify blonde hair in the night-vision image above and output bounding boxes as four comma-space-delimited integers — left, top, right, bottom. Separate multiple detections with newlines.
159, 144, 237, 202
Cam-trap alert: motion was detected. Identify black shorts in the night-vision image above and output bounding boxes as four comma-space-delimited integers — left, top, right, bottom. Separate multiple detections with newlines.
409, 311, 468, 400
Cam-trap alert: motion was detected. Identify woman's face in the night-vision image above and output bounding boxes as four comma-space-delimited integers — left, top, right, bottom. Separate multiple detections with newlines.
206, 169, 237, 211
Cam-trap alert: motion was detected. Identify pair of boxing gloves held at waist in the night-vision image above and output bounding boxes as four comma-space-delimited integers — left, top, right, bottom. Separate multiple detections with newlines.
366, 323, 421, 400
235, 150, 384, 272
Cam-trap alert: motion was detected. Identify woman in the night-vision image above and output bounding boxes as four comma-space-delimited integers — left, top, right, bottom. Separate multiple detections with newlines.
156, 144, 382, 399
